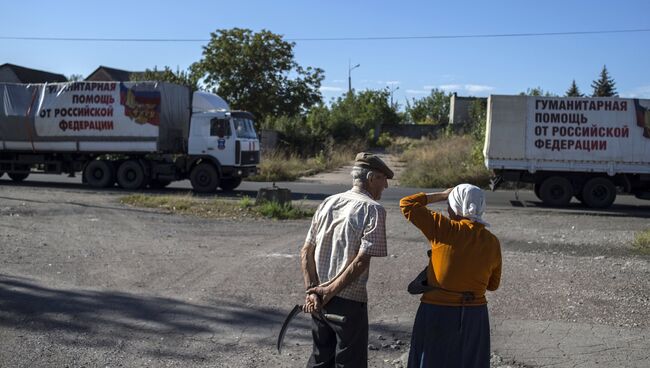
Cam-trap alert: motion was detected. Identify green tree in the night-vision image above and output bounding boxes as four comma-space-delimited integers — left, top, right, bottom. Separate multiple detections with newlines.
591, 65, 617, 97
193, 28, 324, 121
67, 74, 84, 82
131, 66, 200, 90
329, 89, 400, 140
565, 80, 583, 97
405, 88, 451, 124
519, 87, 556, 97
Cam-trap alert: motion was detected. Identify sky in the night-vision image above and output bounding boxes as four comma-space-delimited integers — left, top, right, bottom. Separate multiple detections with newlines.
2, 0, 650, 108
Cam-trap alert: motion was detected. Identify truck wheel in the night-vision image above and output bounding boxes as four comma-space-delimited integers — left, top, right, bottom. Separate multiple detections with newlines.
117, 160, 147, 189
84, 160, 115, 188
8, 173, 29, 182
219, 177, 242, 191
581, 177, 616, 209
539, 176, 573, 207
190, 163, 219, 193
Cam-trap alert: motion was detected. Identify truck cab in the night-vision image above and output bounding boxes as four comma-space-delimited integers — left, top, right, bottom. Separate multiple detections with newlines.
187, 92, 260, 192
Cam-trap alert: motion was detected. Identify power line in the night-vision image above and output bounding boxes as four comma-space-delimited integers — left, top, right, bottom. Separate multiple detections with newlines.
1, 29, 649, 43
290, 28, 650, 41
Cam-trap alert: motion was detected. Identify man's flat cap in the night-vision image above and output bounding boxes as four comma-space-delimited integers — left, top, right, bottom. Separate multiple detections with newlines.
354, 152, 394, 179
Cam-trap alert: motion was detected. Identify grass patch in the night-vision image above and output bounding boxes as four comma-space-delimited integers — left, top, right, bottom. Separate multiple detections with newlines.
632, 229, 650, 255
397, 135, 491, 188
248, 144, 363, 182
256, 200, 313, 220
120, 194, 314, 220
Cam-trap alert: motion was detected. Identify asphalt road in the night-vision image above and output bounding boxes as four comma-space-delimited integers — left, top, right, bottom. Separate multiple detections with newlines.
3, 173, 650, 216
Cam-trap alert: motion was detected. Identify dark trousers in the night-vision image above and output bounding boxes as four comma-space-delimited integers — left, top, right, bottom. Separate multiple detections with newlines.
307, 296, 368, 368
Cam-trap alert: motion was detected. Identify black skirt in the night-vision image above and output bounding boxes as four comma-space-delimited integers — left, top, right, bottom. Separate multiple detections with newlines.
408, 303, 490, 368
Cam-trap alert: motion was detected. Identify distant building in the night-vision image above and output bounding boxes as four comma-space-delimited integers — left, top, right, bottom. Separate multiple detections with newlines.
0, 63, 67, 83
85, 66, 146, 81
448, 92, 487, 126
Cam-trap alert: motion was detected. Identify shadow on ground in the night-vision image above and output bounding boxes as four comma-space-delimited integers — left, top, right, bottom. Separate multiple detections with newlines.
0, 274, 302, 361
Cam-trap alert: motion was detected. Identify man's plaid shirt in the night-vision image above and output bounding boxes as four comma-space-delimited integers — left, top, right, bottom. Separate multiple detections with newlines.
304, 187, 388, 303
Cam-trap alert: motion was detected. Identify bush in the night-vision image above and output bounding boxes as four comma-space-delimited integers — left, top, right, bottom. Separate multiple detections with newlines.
257, 200, 314, 220
633, 229, 650, 255
398, 135, 491, 188
249, 142, 364, 182
375, 132, 393, 148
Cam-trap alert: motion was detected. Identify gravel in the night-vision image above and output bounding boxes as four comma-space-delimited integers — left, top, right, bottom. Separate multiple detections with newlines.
1, 184, 648, 367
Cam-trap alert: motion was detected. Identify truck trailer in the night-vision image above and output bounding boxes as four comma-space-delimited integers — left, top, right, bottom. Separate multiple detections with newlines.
0, 81, 259, 192
484, 94, 650, 208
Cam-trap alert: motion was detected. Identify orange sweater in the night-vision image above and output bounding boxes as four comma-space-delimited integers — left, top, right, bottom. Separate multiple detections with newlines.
400, 193, 502, 306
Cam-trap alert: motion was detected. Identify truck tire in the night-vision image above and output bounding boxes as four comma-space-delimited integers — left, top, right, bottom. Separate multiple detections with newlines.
84, 160, 115, 188
190, 163, 219, 193
581, 177, 616, 209
539, 176, 573, 207
219, 177, 242, 191
8, 172, 29, 182
117, 160, 147, 189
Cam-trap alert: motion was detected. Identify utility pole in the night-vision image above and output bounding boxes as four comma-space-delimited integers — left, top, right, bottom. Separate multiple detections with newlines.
348, 60, 360, 94
389, 85, 400, 107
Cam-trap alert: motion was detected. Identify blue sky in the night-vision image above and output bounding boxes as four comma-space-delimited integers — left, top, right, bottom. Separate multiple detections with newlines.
2, 0, 650, 108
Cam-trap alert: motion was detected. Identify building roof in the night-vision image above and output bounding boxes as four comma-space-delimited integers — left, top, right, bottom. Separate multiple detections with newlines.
0, 63, 67, 83
85, 65, 146, 81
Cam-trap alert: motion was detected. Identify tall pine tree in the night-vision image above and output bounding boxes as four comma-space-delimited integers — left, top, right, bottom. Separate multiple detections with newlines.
565, 80, 583, 97
591, 65, 617, 97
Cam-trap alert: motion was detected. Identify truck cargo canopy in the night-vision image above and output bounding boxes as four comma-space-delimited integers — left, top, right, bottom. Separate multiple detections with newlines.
0, 81, 192, 153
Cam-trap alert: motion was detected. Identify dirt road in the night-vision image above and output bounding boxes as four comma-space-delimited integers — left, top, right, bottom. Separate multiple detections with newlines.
1, 161, 649, 367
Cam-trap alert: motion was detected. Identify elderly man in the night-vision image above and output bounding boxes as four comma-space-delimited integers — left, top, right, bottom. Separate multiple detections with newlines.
300, 152, 393, 368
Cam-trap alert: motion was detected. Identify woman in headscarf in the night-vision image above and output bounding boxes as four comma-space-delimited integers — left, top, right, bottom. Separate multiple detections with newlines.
400, 184, 502, 368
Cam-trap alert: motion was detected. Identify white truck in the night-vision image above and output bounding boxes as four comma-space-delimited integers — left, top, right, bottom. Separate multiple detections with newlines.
0, 81, 260, 192
484, 94, 650, 208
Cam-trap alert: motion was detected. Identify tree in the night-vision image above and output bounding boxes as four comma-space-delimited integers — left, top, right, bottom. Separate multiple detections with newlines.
519, 87, 556, 97
193, 28, 324, 121
565, 80, 583, 97
591, 65, 617, 97
67, 74, 84, 82
327, 89, 400, 139
405, 88, 451, 124
130, 66, 199, 90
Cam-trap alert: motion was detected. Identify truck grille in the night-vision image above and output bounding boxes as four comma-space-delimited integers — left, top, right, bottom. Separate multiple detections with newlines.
240, 151, 259, 165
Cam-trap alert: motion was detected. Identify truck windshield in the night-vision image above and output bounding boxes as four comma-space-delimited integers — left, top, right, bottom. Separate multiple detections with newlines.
233, 117, 257, 139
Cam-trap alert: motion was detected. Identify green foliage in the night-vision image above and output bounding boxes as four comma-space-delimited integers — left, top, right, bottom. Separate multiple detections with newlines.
67, 74, 84, 82
565, 80, 584, 97
375, 132, 393, 148
249, 144, 362, 182
633, 229, 650, 255
468, 99, 488, 165
257, 200, 314, 220
591, 65, 618, 97
193, 28, 324, 121
264, 88, 399, 154
398, 135, 491, 188
405, 88, 451, 124
519, 87, 557, 97
121, 194, 313, 220
238, 196, 254, 209
131, 66, 199, 90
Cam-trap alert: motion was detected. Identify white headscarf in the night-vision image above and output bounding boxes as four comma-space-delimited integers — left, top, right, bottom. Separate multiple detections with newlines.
448, 183, 489, 227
